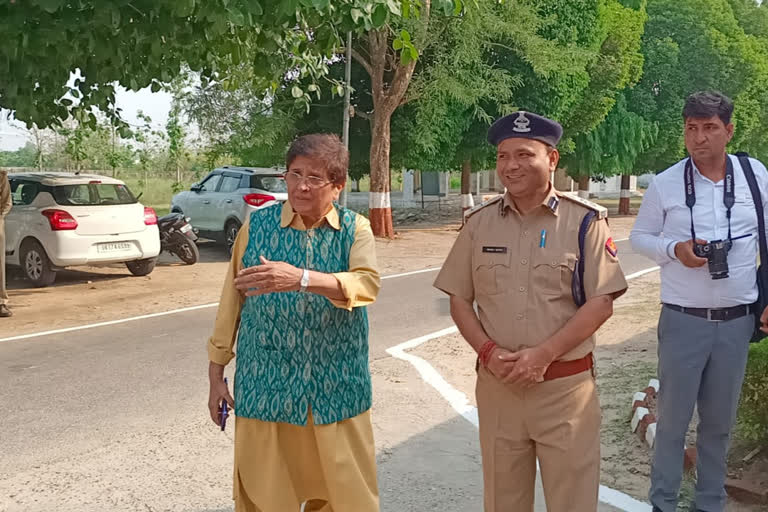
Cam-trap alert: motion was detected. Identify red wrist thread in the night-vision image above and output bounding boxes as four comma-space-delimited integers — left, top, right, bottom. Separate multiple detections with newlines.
478, 340, 497, 367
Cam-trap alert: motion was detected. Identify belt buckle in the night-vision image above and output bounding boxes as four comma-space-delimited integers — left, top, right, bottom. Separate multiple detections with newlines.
707, 309, 723, 322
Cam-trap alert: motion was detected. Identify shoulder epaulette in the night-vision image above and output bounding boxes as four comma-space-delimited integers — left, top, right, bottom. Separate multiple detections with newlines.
559, 192, 607, 220
464, 194, 503, 220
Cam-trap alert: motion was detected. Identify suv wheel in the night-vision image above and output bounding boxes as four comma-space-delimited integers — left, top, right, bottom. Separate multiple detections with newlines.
225, 219, 242, 256
21, 240, 57, 287
126, 258, 157, 276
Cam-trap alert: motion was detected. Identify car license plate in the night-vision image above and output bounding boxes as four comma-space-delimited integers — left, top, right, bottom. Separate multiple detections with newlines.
97, 242, 131, 253
180, 224, 192, 233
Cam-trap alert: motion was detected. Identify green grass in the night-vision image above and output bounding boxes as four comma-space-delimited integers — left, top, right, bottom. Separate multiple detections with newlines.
120, 176, 194, 214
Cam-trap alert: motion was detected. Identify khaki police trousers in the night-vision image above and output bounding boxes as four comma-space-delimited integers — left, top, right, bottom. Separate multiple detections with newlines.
0, 218, 8, 306
476, 366, 601, 512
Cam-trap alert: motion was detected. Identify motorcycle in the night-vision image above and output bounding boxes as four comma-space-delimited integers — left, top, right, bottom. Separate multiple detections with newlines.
158, 213, 199, 265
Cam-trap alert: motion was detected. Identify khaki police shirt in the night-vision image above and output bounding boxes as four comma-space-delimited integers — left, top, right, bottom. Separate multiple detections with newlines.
0, 170, 11, 217
434, 187, 628, 361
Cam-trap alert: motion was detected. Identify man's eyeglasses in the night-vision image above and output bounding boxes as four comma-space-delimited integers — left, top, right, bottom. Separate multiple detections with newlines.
284, 171, 330, 189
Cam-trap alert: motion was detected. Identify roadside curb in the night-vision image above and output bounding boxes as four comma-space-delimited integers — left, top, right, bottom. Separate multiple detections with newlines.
629, 379, 699, 474
630, 379, 659, 448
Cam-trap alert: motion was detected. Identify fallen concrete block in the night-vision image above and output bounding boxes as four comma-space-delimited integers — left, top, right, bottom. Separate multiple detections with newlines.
645, 422, 657, 448
631, 406, 650, 432
638, 413, 657, 437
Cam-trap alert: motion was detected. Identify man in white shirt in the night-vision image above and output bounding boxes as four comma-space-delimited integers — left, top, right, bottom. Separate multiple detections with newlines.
631, 91, 768, 512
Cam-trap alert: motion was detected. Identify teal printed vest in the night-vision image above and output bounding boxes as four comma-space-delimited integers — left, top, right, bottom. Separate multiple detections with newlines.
234, 204, 372, 425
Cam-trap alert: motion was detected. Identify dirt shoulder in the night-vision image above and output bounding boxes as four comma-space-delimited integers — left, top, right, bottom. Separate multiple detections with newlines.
2, 227, 460, 338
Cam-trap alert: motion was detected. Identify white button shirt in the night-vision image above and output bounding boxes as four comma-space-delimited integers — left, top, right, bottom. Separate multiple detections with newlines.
630, 154, 768, 308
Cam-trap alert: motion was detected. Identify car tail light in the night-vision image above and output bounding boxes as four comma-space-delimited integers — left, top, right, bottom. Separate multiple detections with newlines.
244, 193, 276, 207
42, 209, 78, 231
144, 207, 158, 225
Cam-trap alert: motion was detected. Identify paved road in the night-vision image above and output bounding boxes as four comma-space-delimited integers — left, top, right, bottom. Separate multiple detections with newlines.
0, 240, 653, 512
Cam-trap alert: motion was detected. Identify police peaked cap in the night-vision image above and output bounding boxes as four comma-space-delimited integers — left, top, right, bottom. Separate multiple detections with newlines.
487, 111, 563, 147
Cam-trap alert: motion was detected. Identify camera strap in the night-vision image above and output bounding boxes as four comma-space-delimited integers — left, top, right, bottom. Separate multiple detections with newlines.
684, 157, 735, 243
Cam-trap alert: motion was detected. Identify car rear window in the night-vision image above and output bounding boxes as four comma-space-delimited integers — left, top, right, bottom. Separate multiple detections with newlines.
251, 175, 287, 193
53, 183, 137, 206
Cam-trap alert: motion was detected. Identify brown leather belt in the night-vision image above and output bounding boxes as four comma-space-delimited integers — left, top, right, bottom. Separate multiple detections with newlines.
543, 353, 594, 381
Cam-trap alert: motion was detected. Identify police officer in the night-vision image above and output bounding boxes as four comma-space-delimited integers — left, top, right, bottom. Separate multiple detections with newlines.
0, 169, 11, 318
434, 111, 627, 512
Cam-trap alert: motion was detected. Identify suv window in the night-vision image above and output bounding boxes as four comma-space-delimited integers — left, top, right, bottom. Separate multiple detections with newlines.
10, 180, 41, 206
219, 175, 242, 194
200, 174, 222, 192
251, 175, 287, 193
53, 183, 137, 206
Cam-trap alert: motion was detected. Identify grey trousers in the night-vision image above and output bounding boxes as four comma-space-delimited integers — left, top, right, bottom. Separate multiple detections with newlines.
649, 305, 753, 512
0, 218, 7, 306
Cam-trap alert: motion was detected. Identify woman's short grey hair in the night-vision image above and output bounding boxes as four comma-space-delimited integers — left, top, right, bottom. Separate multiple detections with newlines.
286, 134, 349, 186
683, 91, 734, 125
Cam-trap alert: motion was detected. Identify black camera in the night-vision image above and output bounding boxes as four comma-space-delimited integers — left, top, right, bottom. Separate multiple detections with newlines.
693, 239, 732, 280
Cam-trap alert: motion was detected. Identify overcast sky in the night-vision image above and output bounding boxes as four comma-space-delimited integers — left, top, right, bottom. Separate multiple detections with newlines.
0, 86, 173, 151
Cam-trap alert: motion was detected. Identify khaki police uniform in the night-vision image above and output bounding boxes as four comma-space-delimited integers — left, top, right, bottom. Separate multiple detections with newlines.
434, 186, 627, 512
0, 169, 11, 310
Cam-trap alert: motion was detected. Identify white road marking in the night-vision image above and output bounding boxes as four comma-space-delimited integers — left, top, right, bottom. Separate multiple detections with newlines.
387, 328, 653, 512
0, 267, 442, 344
625, 266, 661, 280
0, 303, 220, 344
381, 267, 440, 280
385, 266, 660, 512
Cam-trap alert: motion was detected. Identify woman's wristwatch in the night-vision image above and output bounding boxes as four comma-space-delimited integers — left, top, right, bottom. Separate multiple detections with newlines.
300, 268, 310, 292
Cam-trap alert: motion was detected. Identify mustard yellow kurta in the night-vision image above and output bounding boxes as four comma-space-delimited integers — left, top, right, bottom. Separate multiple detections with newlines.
208, 202, 381, 512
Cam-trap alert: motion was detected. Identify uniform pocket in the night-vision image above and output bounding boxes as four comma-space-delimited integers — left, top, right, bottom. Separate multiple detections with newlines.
531, 248, 577, 296
473, 251, 511, 296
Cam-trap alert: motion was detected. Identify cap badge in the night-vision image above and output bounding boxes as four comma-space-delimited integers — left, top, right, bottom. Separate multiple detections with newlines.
512, 112, 532, 133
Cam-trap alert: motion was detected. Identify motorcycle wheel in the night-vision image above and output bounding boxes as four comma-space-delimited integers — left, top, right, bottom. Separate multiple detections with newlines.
173, 233, 200, 265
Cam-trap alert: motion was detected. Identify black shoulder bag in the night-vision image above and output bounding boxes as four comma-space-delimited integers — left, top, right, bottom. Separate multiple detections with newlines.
736, 152, 768, 342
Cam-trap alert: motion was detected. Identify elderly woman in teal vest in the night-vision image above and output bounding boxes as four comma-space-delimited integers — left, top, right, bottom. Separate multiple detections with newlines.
207, 134, 381, 512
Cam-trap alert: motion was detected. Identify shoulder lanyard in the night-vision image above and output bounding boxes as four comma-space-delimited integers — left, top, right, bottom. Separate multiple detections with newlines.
684, 157, 735, 243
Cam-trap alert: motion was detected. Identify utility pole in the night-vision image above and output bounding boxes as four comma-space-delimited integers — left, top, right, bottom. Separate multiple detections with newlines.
341, 31, 352, 208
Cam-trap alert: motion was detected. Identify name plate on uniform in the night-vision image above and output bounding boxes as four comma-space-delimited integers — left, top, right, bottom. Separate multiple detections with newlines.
482, 246, 507, 254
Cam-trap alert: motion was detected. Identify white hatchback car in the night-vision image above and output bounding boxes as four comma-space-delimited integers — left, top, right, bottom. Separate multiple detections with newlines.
4, 172, 161, 287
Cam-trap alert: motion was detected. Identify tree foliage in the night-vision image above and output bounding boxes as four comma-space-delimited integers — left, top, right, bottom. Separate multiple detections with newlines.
0, 0, 452, 129
626, 0, 768, 172
0, 143, 39, 168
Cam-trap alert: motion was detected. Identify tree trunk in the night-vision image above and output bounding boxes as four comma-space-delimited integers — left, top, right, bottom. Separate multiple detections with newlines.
33, 129, 44, 170
461, 159, 474, 223
578, 175, 590, 199
354, 2, 430, 238
111, 127, 117, 177
619, 174, 631, 215
369, 114, 394, 238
